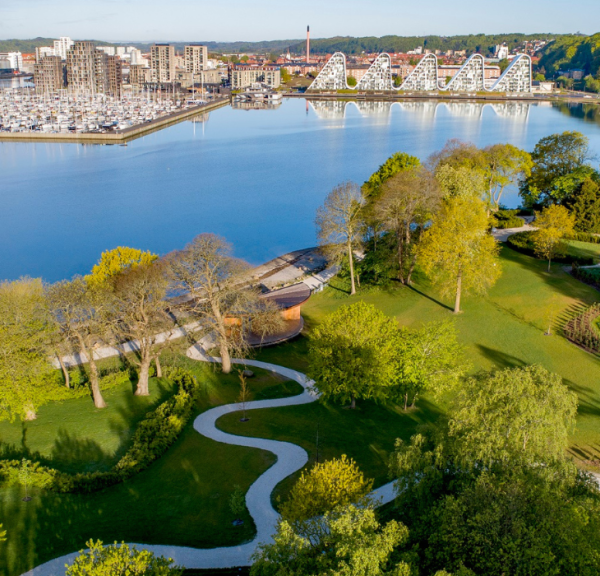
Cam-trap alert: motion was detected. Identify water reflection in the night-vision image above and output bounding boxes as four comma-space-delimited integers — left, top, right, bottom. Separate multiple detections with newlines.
231, 100, 283, 111
555, 102, 600, 128
308, 99, 533, 122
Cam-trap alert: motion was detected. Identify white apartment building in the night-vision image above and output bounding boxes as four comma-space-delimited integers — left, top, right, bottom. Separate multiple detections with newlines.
496, 44, 510, 60
53, 37, 74, 60
184, 44, 208, 73
150, 44, 175, 82
98, 46, 116, 56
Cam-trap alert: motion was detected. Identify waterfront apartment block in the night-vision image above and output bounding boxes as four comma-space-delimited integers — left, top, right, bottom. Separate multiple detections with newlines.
129, 64, 152, 89
184, 44, 209, 73
150, 44, 175, 83
231, 65, 281, 89
66, 41, 122, 97
33, 56, 65, 94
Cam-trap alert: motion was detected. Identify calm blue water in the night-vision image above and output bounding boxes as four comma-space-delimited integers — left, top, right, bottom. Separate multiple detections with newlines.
2, 98, 600, 282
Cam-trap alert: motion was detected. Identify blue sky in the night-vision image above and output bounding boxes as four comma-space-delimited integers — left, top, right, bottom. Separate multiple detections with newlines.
1, 0, 598, 42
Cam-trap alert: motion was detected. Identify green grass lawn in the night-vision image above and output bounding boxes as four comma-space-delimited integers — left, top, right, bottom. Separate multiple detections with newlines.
3, 243, 600, 575
567, 239, 600, 262
0, 375, 177, 474
255, 245, 600, 473
0, 359, 302, 576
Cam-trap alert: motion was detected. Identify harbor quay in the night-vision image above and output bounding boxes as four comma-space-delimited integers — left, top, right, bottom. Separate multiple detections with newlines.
0, 92, 229, 143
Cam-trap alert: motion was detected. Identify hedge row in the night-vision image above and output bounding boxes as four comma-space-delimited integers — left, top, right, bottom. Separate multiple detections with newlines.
565, 231, 600, 245
572, 264, 600, 291
506, 231, 595, 267
0, 367, 200, 494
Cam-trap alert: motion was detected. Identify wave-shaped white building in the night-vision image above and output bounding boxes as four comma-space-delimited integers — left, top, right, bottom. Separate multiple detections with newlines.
308, 52, 532, 93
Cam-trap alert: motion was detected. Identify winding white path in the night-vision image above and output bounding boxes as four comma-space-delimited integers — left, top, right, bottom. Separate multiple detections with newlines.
22, 345, 397, 575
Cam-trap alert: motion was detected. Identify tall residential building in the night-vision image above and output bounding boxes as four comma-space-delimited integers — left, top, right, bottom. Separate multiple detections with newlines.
129, 48, 144, 66
33, 56, 65, 94
129, 64, 151, 88
231, 65, 281, 89
107, 55, 123, 97
66, 41, 122, 96
150, 44, 175, 83
53, 37, 74, 60
184, 44, 208, 73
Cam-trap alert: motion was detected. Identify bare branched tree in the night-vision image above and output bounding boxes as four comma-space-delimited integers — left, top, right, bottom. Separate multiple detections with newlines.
46, 277, 110, 408
167, 234, 280, 374
109, 260, 175, 396
315, 182, 365, 295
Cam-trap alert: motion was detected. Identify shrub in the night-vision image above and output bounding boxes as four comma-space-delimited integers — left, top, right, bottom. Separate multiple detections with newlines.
507, 231, 594, 266
572, 264, 600, 290
491, 209, 524, 229
565, 231, 600, 244
0, 368, 200, 494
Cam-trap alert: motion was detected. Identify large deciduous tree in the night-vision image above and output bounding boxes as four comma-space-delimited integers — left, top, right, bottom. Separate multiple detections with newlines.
308, 301, 399, 408
66, 540, 182, 576
449, 364, 577, 467
252, 504, 411, 576
482, 142, 533, 213
520, 131, 591, 206
392, 321, 466, 410
316, 182, 366, 296
363, 151, 421, 200
533, 204, 576, 271
47, 277, 110, 408
0, 279, 54, 421
86, 246, 158, 290
167, 234, 274, 375
564, 174, 600, 233
280, 455, 373, 544
374, 167, 440, 284
418, 196, 501, 314
109, 260, 174, 396
388, 365, 591, 576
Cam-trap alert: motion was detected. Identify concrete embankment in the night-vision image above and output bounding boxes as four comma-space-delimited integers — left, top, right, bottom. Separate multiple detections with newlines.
285, 92, 600, 105
0, 97, 230, 144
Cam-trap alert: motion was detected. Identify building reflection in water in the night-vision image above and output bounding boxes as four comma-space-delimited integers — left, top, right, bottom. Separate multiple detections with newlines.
231, 100, 283, 111
308, 99, 532, 123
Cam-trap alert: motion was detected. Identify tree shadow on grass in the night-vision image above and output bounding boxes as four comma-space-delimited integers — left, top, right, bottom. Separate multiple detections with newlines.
405, 283, 453, 312
476, 345, 527, 369
50, 429, 113, 474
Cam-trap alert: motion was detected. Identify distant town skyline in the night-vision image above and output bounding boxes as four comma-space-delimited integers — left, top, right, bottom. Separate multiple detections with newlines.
1, 0, 599, 43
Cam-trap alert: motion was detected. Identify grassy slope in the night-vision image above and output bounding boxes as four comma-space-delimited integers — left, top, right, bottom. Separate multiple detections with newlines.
3, 244, 600, 574
0, 360, 302, 576
0, 376, 177, 474
246, 246, 600, 489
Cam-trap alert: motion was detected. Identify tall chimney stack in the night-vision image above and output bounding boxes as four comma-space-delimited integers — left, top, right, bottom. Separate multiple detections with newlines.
306, 25, 310, 64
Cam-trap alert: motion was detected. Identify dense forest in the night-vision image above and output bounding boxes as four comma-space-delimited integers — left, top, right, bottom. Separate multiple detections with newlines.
0, 33, 573, 57
288, 33, 567, 56
538, 33, 600, 77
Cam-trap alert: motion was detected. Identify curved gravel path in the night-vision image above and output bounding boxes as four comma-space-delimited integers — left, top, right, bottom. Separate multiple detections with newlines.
22, 346, 397, 575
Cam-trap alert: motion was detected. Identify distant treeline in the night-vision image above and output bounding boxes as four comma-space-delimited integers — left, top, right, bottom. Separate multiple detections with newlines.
289, 33, 568, 56
0, 37, 115, 53
538, 33, 600, 77
5, 33, 600, 67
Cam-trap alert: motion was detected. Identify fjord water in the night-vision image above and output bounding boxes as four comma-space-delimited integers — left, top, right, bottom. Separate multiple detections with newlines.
2, 98, 600, 282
